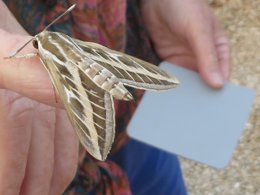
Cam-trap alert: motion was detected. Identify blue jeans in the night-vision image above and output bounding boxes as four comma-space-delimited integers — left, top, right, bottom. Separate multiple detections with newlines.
109, 139, 188, 195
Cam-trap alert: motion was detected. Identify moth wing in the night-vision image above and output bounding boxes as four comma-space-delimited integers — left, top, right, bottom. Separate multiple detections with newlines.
71, 38, 179, 90
40, 56, 115, 161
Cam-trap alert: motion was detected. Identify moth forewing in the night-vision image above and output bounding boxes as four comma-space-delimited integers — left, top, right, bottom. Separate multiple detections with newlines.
5, 4, 179, 161
70, 38, 179, 90
38, 50, 115, 160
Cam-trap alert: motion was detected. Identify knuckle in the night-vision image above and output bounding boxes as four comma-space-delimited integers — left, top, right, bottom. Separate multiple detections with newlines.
7, 95, 33, 126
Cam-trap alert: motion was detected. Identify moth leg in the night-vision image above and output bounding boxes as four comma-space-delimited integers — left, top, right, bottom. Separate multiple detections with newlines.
4, 52, 38, 59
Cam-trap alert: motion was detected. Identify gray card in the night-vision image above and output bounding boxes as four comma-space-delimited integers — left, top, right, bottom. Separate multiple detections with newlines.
127, 62, 255, 169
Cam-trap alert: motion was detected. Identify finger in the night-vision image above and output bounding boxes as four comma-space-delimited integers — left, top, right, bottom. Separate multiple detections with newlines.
213, 20, 231, 81
0, 30, 60, 106
215, 35, 230, 81
49, 110, 78, 195
188, 15, 225, 88
0, 90, 33, 195
20, 103, 55, 195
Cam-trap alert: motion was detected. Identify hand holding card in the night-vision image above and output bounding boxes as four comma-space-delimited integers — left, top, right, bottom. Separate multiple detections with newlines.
128, 62, 255, 169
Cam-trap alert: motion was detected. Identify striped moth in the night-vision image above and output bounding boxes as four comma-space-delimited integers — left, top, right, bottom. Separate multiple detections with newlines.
5, 4, 179, 161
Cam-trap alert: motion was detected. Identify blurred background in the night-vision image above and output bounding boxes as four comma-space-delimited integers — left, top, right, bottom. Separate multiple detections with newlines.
181, 0, 260, 194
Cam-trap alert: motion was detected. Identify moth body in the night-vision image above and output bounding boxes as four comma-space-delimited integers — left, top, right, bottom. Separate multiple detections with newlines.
35, 31, 133, 101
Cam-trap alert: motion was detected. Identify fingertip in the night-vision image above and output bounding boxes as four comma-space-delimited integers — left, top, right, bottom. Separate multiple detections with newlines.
200, 68, 225, 89
189, 27, 225, 88
209, 71, 225, 88
196, 47, 227, 88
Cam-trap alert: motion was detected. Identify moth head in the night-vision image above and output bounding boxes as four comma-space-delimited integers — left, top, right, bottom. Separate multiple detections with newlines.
34, 31, 50, 47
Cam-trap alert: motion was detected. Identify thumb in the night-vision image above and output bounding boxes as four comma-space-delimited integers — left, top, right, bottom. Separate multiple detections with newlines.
0, 30, 55, 105
188, 21, 225, 89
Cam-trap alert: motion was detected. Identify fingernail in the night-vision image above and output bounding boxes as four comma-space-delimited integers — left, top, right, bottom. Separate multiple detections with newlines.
211, 71, 224, 87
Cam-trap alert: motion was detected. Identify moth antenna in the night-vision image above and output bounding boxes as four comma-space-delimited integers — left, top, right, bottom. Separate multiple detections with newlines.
4, 4, 76, 59
43, 4, 76, 31
4, 37, 35, 59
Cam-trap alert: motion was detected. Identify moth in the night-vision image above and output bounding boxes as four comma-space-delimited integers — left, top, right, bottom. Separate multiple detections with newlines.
5, 4, 179, 160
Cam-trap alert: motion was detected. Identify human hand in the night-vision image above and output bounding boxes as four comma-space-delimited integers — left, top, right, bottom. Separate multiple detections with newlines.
141, 0, 230, 88
0, 4, 79, 194
0, 29, 79, 195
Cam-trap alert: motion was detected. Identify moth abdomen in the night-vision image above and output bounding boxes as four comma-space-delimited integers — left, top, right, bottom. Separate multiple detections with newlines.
110, 82, 133, 101
80, 61, 133, 101
93, 69, 113, 85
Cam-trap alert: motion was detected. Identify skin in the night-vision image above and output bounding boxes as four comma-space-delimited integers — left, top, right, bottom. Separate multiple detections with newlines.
0, 3, 78, 195
0, 0, 230, 194
141, 0, 230, 88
